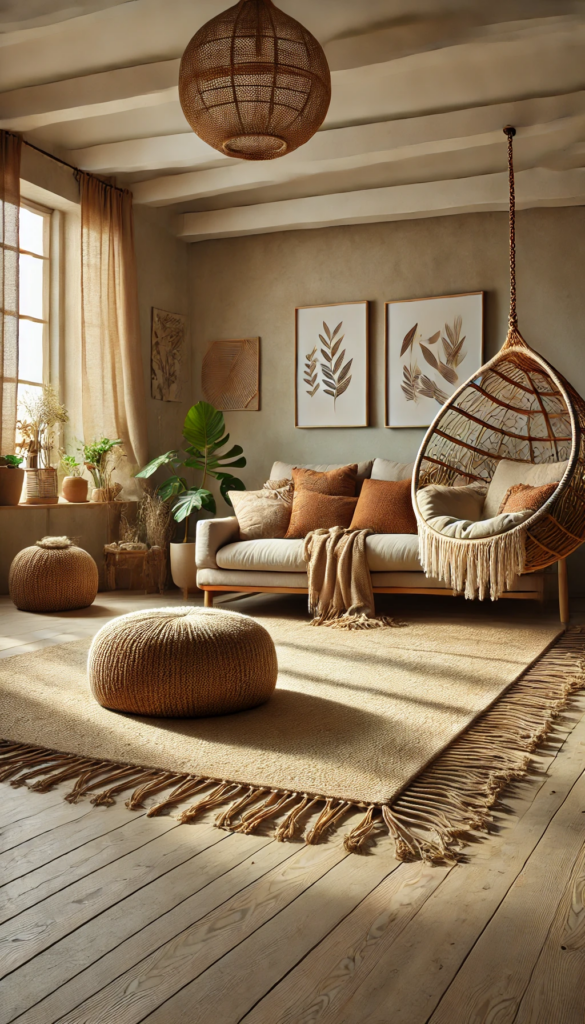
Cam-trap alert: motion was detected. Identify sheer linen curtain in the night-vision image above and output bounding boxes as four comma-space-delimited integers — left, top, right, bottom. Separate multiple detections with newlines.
0, 130, 21, 455
78, 172, 147, 467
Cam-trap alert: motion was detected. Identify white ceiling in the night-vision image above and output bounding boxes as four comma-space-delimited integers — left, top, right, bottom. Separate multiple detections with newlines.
2, 0, 585, 241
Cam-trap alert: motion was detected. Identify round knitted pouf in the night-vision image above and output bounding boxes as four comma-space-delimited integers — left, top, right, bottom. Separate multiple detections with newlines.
9, 536, 99, 613
88, 607, 278, 718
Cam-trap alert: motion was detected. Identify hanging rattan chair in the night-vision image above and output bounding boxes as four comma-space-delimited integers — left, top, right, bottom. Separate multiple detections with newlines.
412, 127, 585, 614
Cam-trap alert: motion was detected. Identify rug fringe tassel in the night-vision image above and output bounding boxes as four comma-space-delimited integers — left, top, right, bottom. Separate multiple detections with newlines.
343, 806, 382, 853
1, 628, 583, 864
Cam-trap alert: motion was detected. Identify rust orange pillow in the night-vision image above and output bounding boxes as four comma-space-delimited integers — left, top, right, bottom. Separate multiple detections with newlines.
292, 464, 357, 497
350, 478, 417, 534
285, 491, 358, 539
499, 482, 558, 515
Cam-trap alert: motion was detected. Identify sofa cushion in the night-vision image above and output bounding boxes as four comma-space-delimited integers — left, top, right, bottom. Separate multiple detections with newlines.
365, 534, 421, 571
371, 458, 415, 482
270, 460, 372, 484
215, 533, 422, 573
216, 538, 306, 572
292, 464, 357, 497
483, 458, 568, 518
350, 479, 417, 534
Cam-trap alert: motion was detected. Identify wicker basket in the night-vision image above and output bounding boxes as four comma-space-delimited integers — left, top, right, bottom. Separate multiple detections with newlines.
25, 468, 59, 505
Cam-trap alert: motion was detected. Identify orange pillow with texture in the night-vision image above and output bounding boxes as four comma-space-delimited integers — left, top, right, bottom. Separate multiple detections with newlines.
292, 464, 357, 497
350, 478, 417, 534
499, 482, 558, 515
285, 492, 358, 539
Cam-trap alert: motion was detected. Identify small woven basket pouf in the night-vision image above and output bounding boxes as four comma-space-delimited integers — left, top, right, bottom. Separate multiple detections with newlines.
88, 607, 278, 718
9, 536, 99, 613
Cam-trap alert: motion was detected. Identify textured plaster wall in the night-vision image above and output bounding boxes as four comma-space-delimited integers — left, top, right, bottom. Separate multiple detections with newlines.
133, 204, 190, 464
188, 207, 585, 592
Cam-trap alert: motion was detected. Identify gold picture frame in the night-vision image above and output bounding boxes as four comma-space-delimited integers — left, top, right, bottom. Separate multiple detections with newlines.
385, 291, 484, 429
295, 301, 369, 429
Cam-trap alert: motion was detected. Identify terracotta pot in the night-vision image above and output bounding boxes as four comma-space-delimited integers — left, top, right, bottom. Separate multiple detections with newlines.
62, 476, 88, 503
0, 467, 24, 505
170, 541, 198, 599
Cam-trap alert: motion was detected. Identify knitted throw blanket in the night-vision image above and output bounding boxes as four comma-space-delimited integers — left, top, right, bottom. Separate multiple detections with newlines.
303, 526, 403, 630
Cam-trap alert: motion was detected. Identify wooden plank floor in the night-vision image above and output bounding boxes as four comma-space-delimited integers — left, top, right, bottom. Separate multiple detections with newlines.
1, 591, 585, 1024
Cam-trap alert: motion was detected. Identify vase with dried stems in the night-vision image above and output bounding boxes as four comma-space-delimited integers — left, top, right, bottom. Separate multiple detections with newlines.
16, 385, 68, 505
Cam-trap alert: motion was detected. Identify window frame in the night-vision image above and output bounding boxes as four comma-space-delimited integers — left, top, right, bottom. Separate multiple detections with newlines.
17, 198, 52, 400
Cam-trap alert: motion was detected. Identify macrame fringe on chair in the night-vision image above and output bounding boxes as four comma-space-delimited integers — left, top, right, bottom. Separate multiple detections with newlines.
1, 628, 583, 864
418, 520, 527, 600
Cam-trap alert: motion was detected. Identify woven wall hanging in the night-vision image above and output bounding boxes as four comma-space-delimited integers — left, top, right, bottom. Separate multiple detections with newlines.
202, 338, 260, 411
179, 0, 331, 161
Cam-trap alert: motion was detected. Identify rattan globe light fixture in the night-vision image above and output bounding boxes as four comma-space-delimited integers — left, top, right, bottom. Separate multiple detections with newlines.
179, 0, 331, 161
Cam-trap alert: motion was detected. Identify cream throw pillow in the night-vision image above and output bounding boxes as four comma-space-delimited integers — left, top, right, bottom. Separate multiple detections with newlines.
370, 458, 415, 482
483, 459, 568, 519
417, 483, 487, 524
229, 487, 292, 541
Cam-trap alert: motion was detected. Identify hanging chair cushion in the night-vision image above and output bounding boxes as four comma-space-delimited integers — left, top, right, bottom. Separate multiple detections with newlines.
417, 482, 532, 540
483, 459, 568, 518
424, 508, 533, 540
499, 482, 559, 516
417, 483, 488, 524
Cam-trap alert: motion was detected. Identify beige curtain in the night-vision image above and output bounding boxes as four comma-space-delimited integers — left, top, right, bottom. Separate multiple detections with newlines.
0, 130, 20, 455
78, 172, 147, 466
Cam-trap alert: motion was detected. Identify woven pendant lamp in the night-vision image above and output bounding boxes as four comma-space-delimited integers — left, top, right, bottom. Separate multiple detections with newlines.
179, 0, 331, 160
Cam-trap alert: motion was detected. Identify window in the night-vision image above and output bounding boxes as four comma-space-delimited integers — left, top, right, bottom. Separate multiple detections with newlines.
16, 201, 51, 436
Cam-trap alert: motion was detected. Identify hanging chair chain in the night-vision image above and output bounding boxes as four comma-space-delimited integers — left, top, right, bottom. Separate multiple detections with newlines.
504, 126, 517, 331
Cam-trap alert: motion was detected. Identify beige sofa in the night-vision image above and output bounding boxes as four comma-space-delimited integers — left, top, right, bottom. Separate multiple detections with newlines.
196, 458, 548, 607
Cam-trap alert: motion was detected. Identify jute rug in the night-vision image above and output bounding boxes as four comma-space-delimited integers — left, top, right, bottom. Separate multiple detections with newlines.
1, 598, 583, 862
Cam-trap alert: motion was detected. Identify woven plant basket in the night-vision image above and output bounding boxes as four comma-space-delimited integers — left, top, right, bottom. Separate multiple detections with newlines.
9, 537, 99, 613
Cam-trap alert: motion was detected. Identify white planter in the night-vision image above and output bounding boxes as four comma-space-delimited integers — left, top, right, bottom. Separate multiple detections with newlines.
170, 541, 198, 599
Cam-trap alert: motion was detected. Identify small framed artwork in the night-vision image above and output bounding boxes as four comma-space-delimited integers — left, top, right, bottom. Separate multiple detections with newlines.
385, 292, 484, 428
201, 338, 260, 411
151, 307, 187, 402
295, 301, 369, 428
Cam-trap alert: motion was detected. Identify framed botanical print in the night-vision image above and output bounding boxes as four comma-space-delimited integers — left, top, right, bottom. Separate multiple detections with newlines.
385, 292, 484, 428
151, 307, 187, 402
295, 301, 369, 428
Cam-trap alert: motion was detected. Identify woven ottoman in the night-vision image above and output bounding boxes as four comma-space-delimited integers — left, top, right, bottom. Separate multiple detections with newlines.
88, 607, 278, 717
9, 536, 99, 612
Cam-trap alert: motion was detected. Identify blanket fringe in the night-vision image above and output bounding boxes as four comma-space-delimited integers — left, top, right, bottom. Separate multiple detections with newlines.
418, 519, 527, 600
1, 627, 583, 864
310, 609, 404, 630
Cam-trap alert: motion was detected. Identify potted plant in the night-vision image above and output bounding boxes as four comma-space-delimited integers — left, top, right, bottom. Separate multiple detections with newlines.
0, 454, 25, 506
60, 453, 88, 503
136, 401, 246, 595
16, 385, 68, 504
82, 438, 124, 502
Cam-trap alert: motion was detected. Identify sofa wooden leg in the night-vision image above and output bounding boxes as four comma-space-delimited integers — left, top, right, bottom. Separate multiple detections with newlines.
204, 591, 214, 608
182, 588, 189, 601
558, 558, 569, 626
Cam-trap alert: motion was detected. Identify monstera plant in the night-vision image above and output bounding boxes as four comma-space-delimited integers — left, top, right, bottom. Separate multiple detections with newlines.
136, 401, 246, 542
